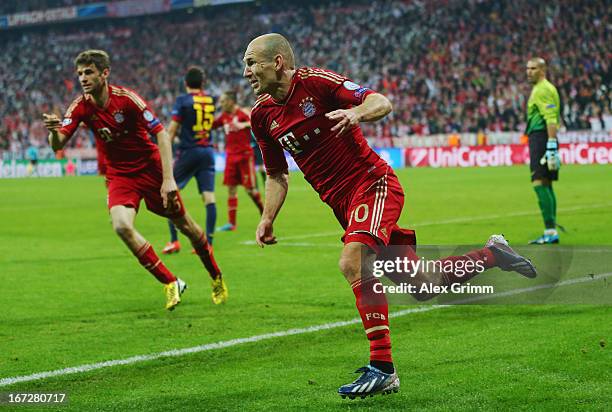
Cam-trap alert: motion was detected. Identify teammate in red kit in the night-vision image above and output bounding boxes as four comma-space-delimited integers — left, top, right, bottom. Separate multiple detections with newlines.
213, 91, 263, 231
42, 49, 227, 309
243, 34, 536, 398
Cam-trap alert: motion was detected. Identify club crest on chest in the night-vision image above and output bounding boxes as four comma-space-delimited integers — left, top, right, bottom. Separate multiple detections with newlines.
299, 97, 316, 118
113, 111, 125, 123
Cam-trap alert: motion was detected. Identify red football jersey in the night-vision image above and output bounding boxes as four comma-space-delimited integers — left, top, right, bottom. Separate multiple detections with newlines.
59, 84, 164, 176
250, 67, 388, 207
213, 108, 253, 156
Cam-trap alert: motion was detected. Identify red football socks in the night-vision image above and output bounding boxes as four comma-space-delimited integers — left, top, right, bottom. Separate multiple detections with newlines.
192, 233, 222, 280
352, 277, 393, 364
228, 197, 238, 227
134, 242, 176, 284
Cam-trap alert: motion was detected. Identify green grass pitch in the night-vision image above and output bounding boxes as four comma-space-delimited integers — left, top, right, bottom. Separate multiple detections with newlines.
1, 164, 611, 411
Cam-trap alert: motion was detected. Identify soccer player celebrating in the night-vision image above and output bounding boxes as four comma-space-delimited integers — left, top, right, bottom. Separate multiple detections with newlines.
213, 91, 264, 232
243, 34, 536, 398
525, 57, 562, 244
162, 67, 218, 253
43, 50, 228, 309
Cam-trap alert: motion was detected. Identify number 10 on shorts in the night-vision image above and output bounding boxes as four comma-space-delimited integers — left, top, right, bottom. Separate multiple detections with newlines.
349, 203, 369, 226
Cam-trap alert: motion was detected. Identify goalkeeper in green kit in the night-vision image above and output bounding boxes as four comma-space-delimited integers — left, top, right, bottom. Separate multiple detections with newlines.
525, 57, 562, 244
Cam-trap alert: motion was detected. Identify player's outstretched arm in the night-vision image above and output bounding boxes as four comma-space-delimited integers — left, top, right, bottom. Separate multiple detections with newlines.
256, 172, 289, 247
325, 93, 392, 137
156, 129, 179, 209
43, 113, 68, 151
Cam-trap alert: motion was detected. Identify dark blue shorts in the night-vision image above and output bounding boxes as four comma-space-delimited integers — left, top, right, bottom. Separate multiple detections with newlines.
174, 146, 216, 193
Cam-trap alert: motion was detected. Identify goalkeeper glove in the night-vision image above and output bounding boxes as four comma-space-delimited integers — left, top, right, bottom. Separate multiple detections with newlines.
540, 139, 560, 171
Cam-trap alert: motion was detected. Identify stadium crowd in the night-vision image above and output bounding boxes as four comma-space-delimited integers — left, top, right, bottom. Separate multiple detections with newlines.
0, 0, 99, 15
0, 0, 610, 159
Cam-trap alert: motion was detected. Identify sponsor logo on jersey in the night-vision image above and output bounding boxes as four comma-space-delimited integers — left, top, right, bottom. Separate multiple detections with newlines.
354, 87, 370, 98
62, 118, 72, 126
143, 110, 154, 121
114, 111, 124, 123
343, 80, 360, 91
546, 104, 556, 109
299, 97, 316, 118
270, 120, 280, 131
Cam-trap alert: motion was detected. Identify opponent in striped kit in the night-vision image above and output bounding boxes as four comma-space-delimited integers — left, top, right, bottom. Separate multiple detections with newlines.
244, 34, 536, 398
162, 67, 220, 257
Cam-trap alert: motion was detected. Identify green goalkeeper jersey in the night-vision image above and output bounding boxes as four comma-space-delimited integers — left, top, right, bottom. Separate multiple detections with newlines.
526, 78, 560, 135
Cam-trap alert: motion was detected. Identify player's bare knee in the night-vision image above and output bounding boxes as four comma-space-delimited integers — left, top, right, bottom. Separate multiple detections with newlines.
112, 221, 134, 240
339, 256, 360, 283
339, 243, 374, 283
202, 191, 215, 205
109, 206, 137, 241
339, 247, 362, 283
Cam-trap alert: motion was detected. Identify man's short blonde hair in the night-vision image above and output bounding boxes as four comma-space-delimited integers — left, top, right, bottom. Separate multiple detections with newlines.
74, 49, 111, 72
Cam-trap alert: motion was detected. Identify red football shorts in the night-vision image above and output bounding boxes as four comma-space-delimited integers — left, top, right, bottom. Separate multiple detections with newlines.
106, 160, 186, 219
334, 171, 406, 252
224, 154, 257, 189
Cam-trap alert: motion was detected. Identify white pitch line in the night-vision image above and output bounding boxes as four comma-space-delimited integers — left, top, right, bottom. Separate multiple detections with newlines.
1, 273, 610, 388
0, 306, 437, 388
240, 202, 612, 246
447, 272, 612, 304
